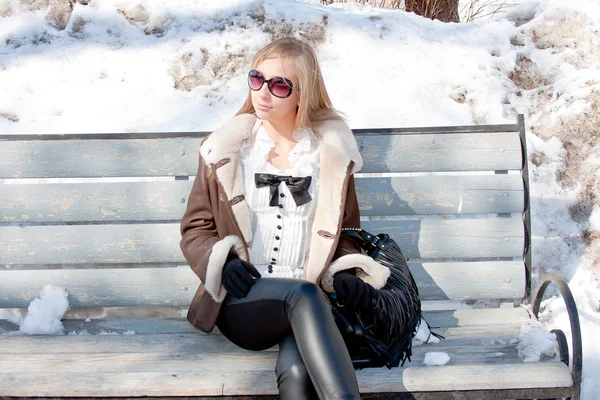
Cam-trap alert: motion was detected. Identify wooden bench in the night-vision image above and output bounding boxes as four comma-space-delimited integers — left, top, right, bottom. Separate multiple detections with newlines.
0, 115, 582, 399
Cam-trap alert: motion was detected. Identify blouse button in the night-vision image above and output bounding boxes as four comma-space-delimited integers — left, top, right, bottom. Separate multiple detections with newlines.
275, 236, 280, 240
277, 215, 282, 219
273, 247, 279, 251
278, 204, 283, 209
271, 258, 276, 262
280, 193, 285, 197
277, 225, 282, 230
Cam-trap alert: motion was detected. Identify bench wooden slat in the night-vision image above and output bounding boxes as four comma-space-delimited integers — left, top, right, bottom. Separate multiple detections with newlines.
0, 324, 524, 352
0, 363, 572, 397
0, 300, 518, 318
0, 339, 534, 372
0, 138, 205, 179
409, 261, 525, 300
0, 174, 524, 223
361, 363, 572, 393
0, 260, 525, 308
358, 133, 523, 173
0, 181, 191, 223
0, 327, 525, 355
0, 308, 531, 336
0, 133, 521, 179
0, 219, 524, 265
356, 174, 524, 215
367, 218, 524, 258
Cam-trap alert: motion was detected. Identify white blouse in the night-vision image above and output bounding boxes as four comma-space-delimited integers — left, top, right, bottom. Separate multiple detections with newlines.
239, 119, 320, 279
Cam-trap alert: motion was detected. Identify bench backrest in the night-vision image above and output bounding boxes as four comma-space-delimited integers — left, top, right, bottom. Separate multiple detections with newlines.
0, 115, 530, 313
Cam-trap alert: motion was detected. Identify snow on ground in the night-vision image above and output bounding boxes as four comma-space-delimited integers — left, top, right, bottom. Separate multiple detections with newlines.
1, 0, 599, 396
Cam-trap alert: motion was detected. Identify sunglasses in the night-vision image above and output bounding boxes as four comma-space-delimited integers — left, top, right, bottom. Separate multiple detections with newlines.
248, 69, 300, 99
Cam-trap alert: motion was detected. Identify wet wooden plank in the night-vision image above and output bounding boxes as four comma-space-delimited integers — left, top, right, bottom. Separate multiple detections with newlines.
0, 218, 524, 266
0, 175, 524, 223
0, 338, 530, 372
0, 261, 525, 308
0, 181, 192, 223
0, 320, 525, 353
357, 133, 522, 173
0, 133, 521, 179
0, 363, 572, 397
358, 363, 572, 393
0, 138, 204, 179
0, 309, 530, 337
356, 174, 524, 216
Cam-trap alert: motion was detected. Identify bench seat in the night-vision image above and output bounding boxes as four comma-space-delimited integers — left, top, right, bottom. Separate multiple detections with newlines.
0, 308, 574, 398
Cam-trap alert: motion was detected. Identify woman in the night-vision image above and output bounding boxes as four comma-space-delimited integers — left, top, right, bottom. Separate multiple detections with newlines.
180, 38, 390, 400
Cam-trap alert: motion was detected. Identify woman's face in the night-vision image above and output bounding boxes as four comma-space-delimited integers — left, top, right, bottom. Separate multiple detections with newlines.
250, 57, 300, 124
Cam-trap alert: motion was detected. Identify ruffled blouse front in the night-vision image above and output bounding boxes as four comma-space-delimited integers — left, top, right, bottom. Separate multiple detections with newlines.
239, 119, 321, 279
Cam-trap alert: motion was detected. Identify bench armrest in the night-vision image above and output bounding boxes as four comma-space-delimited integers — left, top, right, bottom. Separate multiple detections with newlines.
532, 273, 582, 399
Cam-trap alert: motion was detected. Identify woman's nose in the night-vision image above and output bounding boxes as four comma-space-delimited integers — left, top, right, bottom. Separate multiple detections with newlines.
259, 83, 271, 100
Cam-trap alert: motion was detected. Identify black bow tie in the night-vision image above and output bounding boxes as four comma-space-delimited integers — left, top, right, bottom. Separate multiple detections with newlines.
254, 173, 312, 207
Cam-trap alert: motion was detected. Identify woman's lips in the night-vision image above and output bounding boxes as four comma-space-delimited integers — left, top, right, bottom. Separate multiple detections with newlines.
257, 104, 272, 111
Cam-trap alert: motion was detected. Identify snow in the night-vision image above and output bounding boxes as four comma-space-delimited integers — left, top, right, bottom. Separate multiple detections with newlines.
2, 285, 136, 336
65, 328, 136, 335
517, 324, 559, 362
423, 352, 451, 366
67, 329, 90, 336
1, 0, 599, 397
412, 317, 441, 346
9, 285, 70, 335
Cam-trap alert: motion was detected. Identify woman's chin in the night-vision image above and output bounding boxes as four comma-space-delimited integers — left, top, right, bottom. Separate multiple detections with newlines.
254, 109, 271, 119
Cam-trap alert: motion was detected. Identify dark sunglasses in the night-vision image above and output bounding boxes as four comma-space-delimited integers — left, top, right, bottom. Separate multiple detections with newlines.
248, 69, 300, 99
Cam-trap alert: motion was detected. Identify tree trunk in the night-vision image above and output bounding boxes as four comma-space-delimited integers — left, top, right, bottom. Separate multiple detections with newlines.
405, 0, 460, 23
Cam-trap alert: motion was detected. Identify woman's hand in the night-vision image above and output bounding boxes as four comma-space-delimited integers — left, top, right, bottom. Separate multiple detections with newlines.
333, 270, 376, 311
222, 256, 261, 298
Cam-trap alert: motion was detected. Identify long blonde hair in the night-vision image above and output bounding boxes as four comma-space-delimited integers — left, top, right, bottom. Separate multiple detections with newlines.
235, 38, 343, 132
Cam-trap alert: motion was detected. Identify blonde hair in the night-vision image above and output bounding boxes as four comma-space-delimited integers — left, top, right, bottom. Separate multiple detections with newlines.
235, 38, 343, 132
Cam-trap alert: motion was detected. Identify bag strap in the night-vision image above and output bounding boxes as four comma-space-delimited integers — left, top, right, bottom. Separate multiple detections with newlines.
340, 228, 386, 253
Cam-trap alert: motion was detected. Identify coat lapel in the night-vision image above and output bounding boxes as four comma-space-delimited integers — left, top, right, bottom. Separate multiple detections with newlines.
303, 145, 351, 283
303, 116, 362, 282
200, 115, 257, 246
214, 157, 253, 245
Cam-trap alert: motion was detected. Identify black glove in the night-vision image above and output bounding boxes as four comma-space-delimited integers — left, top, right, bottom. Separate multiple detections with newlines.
222, 255, 261, 299
333, 270, 376, 311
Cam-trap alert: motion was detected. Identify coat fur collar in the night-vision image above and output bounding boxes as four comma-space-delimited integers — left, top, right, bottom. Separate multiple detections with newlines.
200, 114, 363, 174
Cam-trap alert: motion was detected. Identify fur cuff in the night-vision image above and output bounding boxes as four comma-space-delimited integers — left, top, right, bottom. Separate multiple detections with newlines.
204, 235, 246, 303
321, 253, 391, 293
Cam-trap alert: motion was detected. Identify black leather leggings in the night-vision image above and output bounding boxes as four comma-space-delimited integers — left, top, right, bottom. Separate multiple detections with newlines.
216, 278, 360, 400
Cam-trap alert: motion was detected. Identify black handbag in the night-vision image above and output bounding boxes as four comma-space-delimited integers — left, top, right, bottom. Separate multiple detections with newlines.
330, 228, 441, 369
